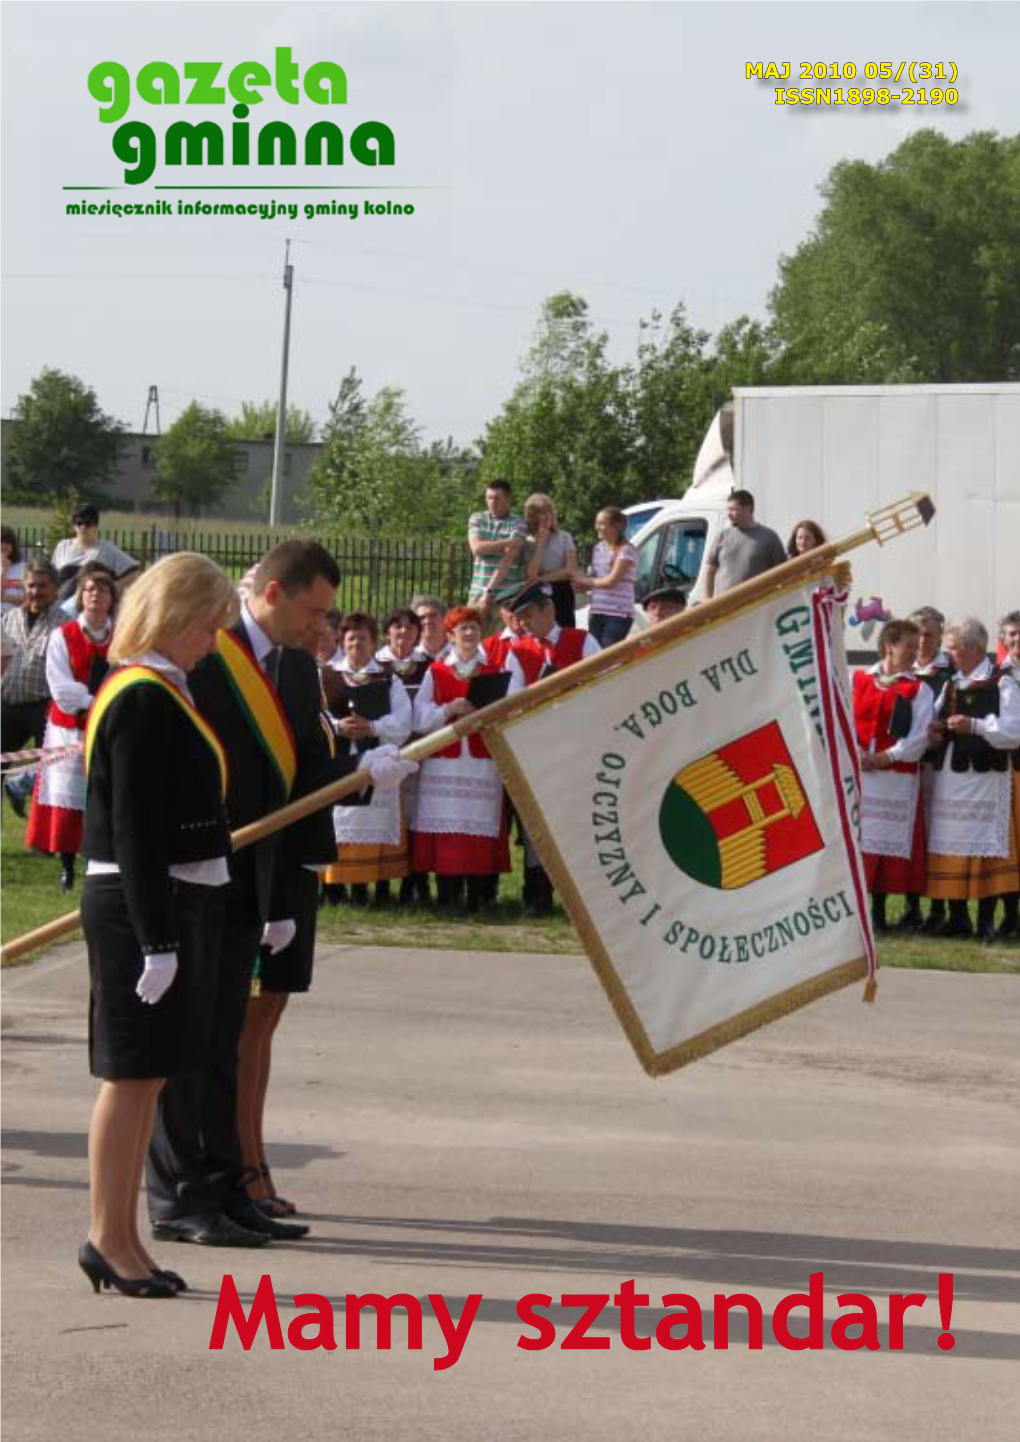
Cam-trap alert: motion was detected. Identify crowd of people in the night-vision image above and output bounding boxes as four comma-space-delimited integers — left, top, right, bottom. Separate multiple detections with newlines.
0, 483, 1016, 1300
854, 608, 1020, 944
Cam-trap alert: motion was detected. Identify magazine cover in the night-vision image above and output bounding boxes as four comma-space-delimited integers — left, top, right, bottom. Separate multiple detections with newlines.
2, 4, 1018, 1440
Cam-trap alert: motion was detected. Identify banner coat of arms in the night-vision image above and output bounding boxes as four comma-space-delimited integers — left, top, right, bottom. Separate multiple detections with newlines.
485, 578, 875, 1075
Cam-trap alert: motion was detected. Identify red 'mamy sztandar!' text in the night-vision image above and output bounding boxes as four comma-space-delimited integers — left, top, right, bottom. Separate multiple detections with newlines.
209, 1273, 956, 1369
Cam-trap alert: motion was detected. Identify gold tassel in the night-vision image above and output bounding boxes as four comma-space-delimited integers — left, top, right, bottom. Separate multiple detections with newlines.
863, 976, 877, 1004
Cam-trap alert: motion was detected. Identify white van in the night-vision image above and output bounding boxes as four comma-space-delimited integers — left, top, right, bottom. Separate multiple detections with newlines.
577, 409, 732, 630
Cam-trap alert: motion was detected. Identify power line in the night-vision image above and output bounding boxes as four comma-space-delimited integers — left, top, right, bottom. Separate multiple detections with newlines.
294, 234, 766, 309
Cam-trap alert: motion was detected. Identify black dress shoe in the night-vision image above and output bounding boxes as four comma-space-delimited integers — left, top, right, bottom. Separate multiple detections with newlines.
151, 1212, 271, 1247
226, 1198, 310, 1241
151, 1267, 188, 1293
933, 917, 974, 939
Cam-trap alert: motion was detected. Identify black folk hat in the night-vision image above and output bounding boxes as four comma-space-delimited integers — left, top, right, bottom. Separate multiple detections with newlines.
642, 585, 687, 610
508, 581, 554, 613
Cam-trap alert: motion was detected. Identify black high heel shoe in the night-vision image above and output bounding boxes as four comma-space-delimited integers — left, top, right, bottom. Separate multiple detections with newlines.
78, 1242, 175, 1298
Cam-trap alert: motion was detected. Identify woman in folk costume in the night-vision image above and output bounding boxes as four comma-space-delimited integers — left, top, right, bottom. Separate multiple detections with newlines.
27, 565, 118, 892
995, 610, 1020, 939
901, 606, 954, 932
910, 605, 952, 685
376, 606, 434, 904
78, 553, 238, 1299
926, 617, 1020, 942
322, 611, 412, 905
853, 619, 935, 933
411, 605, 518, 909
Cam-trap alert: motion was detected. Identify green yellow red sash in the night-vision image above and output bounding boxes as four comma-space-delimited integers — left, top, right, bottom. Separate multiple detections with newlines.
214, 629, 297, 798
85, 666, 228, 799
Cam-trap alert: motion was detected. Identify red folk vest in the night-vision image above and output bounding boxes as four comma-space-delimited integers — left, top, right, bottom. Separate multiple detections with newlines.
430, 661, 502, 759
483, 633, 514, 668
49, 620, 112, 730
510, 628, 587, 686
852, 670, 922, 774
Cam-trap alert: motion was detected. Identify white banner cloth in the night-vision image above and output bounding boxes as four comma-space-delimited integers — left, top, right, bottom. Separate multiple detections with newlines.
487, 583, 873, 1073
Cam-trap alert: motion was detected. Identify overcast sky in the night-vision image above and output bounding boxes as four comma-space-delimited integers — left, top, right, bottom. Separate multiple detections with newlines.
2, 1, 1018, 445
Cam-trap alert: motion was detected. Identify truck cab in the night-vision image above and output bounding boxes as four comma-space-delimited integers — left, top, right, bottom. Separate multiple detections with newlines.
578, 407, 735, 630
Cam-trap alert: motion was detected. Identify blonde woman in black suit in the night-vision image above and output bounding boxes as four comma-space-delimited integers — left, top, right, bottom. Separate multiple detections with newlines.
79, 553, 239, 1298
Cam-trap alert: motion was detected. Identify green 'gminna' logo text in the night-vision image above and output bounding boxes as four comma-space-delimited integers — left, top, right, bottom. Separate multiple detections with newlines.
87, 49, 395, 185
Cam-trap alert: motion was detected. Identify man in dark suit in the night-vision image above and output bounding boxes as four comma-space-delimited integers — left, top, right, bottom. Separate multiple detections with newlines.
146, 541, 366, 1246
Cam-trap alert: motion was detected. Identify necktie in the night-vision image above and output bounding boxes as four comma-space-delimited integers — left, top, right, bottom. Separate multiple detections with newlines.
264, 647, 281, 685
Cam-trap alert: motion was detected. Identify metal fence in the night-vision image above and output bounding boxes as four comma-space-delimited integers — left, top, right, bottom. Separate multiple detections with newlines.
15, 525, 479, 615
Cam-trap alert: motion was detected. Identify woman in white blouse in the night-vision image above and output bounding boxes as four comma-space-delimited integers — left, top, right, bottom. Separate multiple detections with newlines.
321, 611, 412, 905
411, 605, 521, 910
27, 566, 117, 890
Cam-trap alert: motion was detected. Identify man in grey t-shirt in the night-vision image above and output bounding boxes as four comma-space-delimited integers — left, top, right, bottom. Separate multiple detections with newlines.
704, 490, 786, 598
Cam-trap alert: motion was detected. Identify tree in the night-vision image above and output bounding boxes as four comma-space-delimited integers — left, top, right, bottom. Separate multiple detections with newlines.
309, 370, 476, 536
152, 402, 240, 516
225, 400, 317, 444
5, 368, 124, 503
478, 292, 638, 535
629, 305, 713, 498
769, 130, 1020, 382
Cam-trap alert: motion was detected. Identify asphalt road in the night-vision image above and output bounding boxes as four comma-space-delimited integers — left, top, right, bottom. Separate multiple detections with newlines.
2, 942, 1017, 1441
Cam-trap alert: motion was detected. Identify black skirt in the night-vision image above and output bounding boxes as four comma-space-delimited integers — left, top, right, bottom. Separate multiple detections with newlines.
83, 875, 225, 1080
258, 866, 319, 994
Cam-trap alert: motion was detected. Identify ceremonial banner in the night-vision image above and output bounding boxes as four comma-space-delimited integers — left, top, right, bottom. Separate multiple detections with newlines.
486, 579, 874, 1075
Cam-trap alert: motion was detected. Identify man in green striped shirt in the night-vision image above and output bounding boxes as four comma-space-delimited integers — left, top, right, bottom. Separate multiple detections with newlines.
467, 480, 528, 609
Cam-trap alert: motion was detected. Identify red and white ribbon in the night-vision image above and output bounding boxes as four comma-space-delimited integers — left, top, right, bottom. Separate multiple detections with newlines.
0, 743, 83, 778
811, 584, 877, 985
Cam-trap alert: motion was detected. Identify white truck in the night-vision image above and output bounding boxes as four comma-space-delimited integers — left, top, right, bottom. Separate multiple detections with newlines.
620, 383, 1019, 653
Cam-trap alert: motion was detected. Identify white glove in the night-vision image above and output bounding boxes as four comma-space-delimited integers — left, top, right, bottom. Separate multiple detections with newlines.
364, 743, 419, 791
136, 952, 178, 1005
262, 918, 297, 954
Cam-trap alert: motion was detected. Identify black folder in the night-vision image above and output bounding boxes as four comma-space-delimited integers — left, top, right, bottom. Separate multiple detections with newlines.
322, 673, 391, 721
467, 671, 512, 709
888, 694, 913, 740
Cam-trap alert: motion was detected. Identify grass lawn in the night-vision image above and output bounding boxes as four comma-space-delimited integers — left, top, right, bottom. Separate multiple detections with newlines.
3, 800, 1017, 974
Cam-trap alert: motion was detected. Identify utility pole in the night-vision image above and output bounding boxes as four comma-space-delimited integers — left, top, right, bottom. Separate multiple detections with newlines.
269, 239, 294, 527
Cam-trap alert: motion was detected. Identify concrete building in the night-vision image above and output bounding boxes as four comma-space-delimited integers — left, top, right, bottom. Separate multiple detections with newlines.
0, 421, 322, 523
